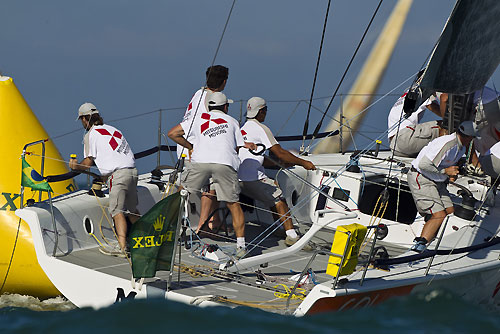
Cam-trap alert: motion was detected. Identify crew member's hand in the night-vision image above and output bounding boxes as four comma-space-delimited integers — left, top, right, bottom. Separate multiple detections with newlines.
302, 160, 317, 171
69, 159, 77, 170
245, 142, 257, 151
444, 166, 459, 180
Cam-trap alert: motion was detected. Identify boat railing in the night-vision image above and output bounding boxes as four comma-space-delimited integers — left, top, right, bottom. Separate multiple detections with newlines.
20, 139, 59, 257
285, 229, 353, 313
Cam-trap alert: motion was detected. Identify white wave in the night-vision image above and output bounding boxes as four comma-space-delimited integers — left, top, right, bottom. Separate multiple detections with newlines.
0, 293, 75, 311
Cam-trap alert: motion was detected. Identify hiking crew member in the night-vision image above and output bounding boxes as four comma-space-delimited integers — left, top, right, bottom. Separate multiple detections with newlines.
178, 65, 229, 234
168, 92, 256, 258
238, 97, 316, 247
70, 103, 139, 254
388, 92, 447, 158
479, 141, 500, 180
407, 121, 476, 253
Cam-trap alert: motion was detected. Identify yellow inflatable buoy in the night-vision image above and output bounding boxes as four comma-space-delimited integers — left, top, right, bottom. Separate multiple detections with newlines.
0, 75, 76, 298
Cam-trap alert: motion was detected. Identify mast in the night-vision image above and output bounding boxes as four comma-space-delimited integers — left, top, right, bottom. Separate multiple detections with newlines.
313, 0, 413, 154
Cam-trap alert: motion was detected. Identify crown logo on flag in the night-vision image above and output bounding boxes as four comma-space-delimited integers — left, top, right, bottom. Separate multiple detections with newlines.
153, 215, 165, 232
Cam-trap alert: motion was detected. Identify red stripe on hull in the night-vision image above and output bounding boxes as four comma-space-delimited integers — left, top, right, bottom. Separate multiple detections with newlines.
306, 284, 416, 315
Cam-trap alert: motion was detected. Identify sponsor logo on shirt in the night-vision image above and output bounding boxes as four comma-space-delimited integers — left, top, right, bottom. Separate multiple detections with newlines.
95, 128, 130, 154
241, 129, 248, 140
200, 113, 228, 138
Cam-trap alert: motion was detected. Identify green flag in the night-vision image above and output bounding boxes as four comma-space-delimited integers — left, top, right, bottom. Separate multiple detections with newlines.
21, 157, 52, 192
129, 192, 181, 278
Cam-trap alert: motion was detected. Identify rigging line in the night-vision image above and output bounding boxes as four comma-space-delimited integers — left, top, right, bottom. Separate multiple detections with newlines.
301, 0, 332, 152
177, 0, 236, 161
0, 218, 22, 294
49, 107, 185, 141
276, 101, 302, 136
307, 0, 384, 150
306, 100, 386, 134
268, 93, 401, 103
307, 72, 415, 152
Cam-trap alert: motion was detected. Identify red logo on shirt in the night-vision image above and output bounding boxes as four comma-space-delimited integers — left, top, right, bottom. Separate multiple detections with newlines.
188, 102, 193, 111
241, 130, 247, 135
200, 113, 227, 133
95, 128, 123, 150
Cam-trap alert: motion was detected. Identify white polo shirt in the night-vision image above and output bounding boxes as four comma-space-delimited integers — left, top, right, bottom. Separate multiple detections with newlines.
387, 92, 440, 140
177, 88, 212, 159
412, 134, 465, 182
84, 124, 135, 176
486, 141, 500, 158
238, 119, 278, 181
180, 110, 244, 171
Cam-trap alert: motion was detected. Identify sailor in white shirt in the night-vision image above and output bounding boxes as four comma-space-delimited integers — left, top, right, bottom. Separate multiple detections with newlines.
168, 92, 256, 258
70, 103, 139, 255
388, 92, 446, 157
238, 97, 316, 248
177, 65, 228, 235
407, 121, 476, 252
479, 141, 500, 179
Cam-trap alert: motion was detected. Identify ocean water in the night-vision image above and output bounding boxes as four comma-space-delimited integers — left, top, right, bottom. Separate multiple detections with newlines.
1, 291, 499, 334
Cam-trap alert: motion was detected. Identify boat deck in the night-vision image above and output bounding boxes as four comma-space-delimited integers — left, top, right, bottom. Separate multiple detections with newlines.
57, 220, 407, 313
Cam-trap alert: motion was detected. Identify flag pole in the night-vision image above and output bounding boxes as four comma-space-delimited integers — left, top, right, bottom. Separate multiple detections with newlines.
167, 189, 188, 292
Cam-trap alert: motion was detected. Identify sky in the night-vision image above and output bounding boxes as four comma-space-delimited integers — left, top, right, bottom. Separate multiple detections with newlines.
2, 0, 499, 175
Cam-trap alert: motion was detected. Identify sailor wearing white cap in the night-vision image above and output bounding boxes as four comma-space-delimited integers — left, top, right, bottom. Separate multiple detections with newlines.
70, 102, 139, 255
168, 92, 256, 258
239, 97, 316, 248
407, 121, 477, 253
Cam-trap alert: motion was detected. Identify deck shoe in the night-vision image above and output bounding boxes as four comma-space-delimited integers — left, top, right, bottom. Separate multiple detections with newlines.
99, 245, 128, 258
285, 236, 313, 251
409, 237, 428, 253
235, 247, 247, 260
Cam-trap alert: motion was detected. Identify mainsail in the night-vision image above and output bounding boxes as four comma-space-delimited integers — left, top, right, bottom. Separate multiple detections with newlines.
420, 0, 500, 95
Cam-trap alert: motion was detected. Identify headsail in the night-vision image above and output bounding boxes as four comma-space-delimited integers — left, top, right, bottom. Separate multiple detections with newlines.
420, 0, 500, 95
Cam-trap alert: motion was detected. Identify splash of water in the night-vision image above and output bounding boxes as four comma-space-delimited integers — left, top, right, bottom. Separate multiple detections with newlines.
0, 294, 75, 312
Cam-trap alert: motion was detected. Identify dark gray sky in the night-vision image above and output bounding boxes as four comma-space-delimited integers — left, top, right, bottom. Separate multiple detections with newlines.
2, 0, 498, 173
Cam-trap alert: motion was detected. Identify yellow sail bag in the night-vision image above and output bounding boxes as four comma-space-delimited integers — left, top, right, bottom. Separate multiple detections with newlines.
326, 223, 367, 277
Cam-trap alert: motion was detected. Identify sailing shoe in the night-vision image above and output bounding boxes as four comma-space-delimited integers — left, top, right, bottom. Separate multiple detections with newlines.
99, 245, 128, 258
409, 237, 428, 253
235, 247, 247, 260
285, 236, 313, 251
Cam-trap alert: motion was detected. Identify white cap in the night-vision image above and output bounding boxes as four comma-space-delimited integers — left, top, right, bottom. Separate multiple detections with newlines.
208, 92, 233, 108
246, 97, 266, 118
458, 121, 477, 137
77, 102, 99, 120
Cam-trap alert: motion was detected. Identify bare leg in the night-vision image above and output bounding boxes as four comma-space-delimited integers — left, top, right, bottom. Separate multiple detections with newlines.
113, 213, 128, 251
273, 200, 294, 231
226, 202, 245, 238
127, 210, 141, 224
420, 210, 448, 242
196, 190, 219, 233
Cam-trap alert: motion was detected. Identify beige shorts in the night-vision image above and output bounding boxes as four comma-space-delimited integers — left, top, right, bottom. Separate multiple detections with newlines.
108, 168, 138, 217
391, 121, 440, 158
181, 162, 240, 203
240, 177, 283, 207
407, 170, 453, 215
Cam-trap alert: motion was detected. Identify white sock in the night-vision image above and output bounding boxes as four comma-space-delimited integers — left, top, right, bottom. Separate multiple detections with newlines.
285, 229, 298, 239
237, 237, 245, 249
